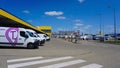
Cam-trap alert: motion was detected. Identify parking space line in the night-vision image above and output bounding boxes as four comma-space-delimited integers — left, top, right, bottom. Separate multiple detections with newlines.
7, 56, 44, 63
8, 56, 73, 68
39, 59, 86, 68
79, 63, 103, 68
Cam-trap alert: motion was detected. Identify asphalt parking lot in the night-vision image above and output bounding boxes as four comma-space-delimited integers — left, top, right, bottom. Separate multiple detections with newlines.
0, 38, 120, 68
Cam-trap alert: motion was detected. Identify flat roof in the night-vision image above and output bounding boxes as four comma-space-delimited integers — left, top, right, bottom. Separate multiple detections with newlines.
37, 26, 52, 30
0, 9, 45, 33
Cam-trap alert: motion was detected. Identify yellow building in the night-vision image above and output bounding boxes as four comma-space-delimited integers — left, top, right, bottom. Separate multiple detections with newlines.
37, 26, 52, 36
0, 9, 44, 33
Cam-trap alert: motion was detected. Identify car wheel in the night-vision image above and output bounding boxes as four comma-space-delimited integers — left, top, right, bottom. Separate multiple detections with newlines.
27, 43, 34, 49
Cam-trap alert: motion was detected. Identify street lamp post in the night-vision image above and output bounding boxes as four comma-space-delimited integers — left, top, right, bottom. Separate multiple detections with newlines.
99, 13, 104, 42
108, 6, 117, 42
113, 8, 117, 42
99, 13, 102, 36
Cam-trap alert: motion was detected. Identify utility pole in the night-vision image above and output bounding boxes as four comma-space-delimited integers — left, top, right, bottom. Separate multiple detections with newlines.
108, 6, 117, 42
99, 13, 102, 36
113, 8, 117, 42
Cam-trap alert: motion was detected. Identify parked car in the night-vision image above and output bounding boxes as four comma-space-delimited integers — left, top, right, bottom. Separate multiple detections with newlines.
104, 35, 113, 40
92, 35, 100, 40
105, 33, 120, 40
80, 35, 92, 40
114, 34, 120, 40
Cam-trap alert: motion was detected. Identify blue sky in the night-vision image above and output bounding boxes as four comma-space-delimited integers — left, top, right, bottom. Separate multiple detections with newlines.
0, 0, 120, 34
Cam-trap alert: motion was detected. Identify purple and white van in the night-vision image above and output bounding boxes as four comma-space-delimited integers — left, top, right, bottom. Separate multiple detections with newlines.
0, 27, 39, 49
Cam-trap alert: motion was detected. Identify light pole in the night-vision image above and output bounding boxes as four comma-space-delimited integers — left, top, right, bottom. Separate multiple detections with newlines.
108, 6, 117, 42
113, 8, 117, 42
99, 13, 102, 36
98, 13, 104, 42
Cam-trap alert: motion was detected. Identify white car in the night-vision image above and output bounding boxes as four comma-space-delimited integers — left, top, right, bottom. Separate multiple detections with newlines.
80, 35, 92, 40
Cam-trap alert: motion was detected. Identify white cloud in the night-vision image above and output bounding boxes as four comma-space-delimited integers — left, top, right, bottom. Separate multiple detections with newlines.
73, 24, 92, 33
74, 19, 83, 29
84, 25, 92, 29
74, 26, 78, 29
75, 23, 84, 26
74, 19, 81, 23
45, 11, 63, 16
77, 28, 86, 33
105, 25, 114, 33
57, 16, 66, 19
23, 10, 30, 14
74, 23, 83, 29
58, 28, 64, 31
27, 20, 33, 22
107, 25, 113, 28
78, 0, 85, 3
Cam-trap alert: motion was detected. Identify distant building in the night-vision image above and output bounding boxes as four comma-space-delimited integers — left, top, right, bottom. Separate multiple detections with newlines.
59, 31, 75, 35
37, 26, 52, 37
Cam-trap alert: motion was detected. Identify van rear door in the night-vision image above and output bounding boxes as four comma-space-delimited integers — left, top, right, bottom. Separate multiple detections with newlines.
0, 27, 20, 46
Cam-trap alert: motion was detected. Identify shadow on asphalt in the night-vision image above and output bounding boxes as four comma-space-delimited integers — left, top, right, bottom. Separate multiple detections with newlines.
0, 46, 27, 49
39, 44, 45, 46
0, 46, 38, 50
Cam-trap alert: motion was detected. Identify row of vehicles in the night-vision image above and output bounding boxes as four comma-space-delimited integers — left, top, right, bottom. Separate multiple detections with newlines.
0, 27, 50, 49
80, 34, 120, 40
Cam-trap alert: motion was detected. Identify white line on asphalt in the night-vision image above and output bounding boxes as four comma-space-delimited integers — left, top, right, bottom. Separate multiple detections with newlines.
39, 59, 86, 68
7, 56, 44, 63
79, 63, 103, 68
8, 56, 73, 68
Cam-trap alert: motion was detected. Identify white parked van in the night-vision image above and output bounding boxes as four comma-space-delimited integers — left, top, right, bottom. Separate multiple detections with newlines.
44, 34, 50, 41
0, 27, 39, 49
25, 29, 45, 46
38, 34, 50, 41
36, 33, 46, 45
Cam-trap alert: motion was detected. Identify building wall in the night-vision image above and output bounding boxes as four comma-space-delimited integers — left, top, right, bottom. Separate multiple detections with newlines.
37, 26, 52, 36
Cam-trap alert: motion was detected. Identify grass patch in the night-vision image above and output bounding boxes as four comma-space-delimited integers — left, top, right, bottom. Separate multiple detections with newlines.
104, 41, 120, 45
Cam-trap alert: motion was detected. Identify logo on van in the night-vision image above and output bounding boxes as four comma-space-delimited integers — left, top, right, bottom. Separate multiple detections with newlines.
5, 28, 19, 46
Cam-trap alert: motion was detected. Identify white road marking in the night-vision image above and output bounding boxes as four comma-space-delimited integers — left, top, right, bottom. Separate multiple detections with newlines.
7, 56, 44, 63
80, 63, 103, 68
8, 56, 73, 68
39, 59, 86, 68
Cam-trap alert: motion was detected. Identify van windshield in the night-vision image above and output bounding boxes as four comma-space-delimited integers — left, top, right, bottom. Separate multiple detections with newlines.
35, 33, 40, 37
26, 31, 35, 37
44, 35, 47, 38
